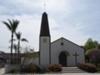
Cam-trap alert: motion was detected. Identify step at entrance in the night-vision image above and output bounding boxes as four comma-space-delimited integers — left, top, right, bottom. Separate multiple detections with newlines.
62, 67, 86, 73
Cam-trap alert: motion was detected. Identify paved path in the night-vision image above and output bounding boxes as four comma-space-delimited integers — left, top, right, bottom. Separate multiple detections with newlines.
0, 67, 5, 74
3, 67, 86, 74
4, 73, 100, 75
62, 67, 86, 73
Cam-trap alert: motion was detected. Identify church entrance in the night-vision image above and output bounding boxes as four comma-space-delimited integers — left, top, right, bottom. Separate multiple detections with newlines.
59, 51, 68, 67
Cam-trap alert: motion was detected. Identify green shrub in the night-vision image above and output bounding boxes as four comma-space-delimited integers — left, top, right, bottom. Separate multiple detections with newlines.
48, 64, 62, 72
8, 68, 19, 73
37, 65, 47, 73
77, 63, 97, 73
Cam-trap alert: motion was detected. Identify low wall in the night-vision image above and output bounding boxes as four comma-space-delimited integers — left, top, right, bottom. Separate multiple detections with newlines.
21, 57, 39, 65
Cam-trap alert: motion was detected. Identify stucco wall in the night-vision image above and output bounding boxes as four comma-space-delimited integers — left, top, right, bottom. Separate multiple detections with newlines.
51, 38, 85, 67
40, 37, 50, 66
21, 57, 39, 65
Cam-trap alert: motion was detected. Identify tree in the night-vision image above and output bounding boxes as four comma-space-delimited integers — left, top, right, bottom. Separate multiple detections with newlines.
13, 44, 18, 53
13, 44, 18, 64
94, 41, 99, 48
86, 49, 100, 66
98, 44, 100, 49
84, 38, 100, 63
3, 19, 19, 64
84, 38, 97, 50
15, 32, 28, 64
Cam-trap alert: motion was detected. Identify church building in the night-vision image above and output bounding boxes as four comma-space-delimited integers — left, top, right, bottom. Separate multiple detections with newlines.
39, 12, 85, 67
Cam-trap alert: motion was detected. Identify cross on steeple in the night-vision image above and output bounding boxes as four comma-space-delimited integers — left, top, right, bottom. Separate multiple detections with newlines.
73, 52, 79, 65
43, 0, 46, 11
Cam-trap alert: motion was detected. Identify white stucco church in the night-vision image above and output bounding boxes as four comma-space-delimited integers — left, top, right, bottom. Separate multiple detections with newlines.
38, 12, 85, 67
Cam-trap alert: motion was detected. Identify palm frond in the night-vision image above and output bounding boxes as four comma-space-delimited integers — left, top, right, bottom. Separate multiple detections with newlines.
12, 20, 19, 32
21, 38, 28, 42
3, 19, 19, 33
8, 19, 13, 26
16, 32, 21, 40
2, 21, 11, 31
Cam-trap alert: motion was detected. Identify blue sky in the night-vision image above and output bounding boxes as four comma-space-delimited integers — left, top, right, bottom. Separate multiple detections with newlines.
0, 0, 100, 52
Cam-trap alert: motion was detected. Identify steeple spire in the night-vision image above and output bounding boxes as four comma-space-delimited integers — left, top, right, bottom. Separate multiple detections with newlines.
40, 12, 50, 36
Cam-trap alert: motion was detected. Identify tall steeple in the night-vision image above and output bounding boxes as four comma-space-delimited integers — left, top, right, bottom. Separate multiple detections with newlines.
40, 12, 50, 36
39, 12, 51, 66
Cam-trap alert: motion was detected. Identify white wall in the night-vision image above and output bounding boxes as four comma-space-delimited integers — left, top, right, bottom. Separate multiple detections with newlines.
51, 38, 85, 67
40, 37, 50, 66
21, 57, 39, 65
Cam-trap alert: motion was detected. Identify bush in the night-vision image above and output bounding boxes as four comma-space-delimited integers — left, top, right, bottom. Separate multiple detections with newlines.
86, 49, 100, 65
48, 64, 62, 72
21, 64, 38, 73
37, 65, 47, 73
77, 63, 97, 73
8, 68, 19, 73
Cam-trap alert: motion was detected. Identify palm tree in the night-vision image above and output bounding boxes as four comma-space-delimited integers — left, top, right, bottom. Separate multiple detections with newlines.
13, 44, 18, 64
13, 44, 18, 53
15, 32, 28, 64
3, 19, 19, 64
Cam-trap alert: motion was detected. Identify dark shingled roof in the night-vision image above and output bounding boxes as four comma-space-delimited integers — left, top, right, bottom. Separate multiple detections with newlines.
40, 12, 50, 36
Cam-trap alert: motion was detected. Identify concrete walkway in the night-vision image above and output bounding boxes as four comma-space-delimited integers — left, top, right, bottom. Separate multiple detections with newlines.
3, 67, 86, 75
0, 67, 5, 74
62, 67, 86, 73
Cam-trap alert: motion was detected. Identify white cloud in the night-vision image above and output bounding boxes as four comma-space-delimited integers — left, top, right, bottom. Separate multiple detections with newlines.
0, 14, 41, 52
0, 0, 100, 52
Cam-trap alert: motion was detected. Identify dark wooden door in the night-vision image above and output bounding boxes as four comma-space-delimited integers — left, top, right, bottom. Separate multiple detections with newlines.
59, 52, 67, 66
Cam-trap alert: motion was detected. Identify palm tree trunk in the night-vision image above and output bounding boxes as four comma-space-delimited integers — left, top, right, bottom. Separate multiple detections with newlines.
18, 40, 20, 64
11, 33, 13, 64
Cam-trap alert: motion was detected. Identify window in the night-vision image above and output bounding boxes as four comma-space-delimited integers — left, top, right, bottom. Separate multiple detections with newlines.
61, 42, 64, 46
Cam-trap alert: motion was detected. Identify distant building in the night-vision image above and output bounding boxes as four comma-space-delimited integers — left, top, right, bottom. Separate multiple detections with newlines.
0, 51, 24, 64
0, 51, 6, 65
